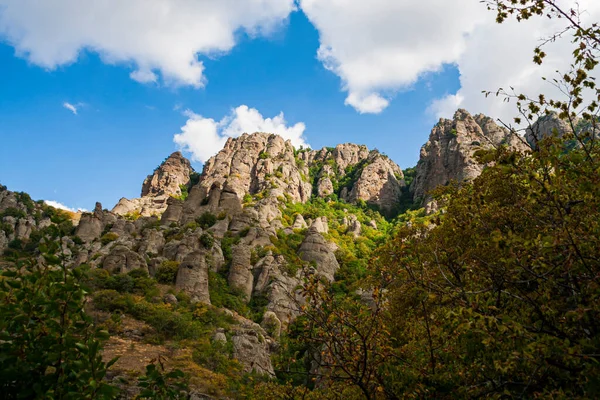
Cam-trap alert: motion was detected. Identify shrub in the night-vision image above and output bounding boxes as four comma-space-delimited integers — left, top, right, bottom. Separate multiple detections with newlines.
123, 210, 142, 221
258, 151, 270, 160
1, 222, 14, 236
0, 207, 26, 219
196, 212, 217, 229
192, 340, 240, 376
200, 232, 214, 249
137, 358, 189, 399
100, 232, 119, 245
155, 261, 180, 284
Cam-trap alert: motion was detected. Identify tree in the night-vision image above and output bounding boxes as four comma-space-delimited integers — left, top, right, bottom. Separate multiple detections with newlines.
0, 238, 120, 399
268, 1, 600, 398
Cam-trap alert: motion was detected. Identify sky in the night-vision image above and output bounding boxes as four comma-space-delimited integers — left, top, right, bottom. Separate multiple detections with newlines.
0, 0, 598, 211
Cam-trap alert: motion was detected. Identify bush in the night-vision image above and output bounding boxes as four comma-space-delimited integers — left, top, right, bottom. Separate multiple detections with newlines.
155, 261, 180, 284
1, 222, 14, 236
200, 232, 214, 249
100, 232, 119, 245
0, 207, 26, 219
196, 212, 217, 229
192, 339, 240, 376
87, 268, 158, 296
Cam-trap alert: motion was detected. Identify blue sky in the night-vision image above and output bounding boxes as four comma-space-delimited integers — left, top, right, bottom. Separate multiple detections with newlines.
0, 1, 589, 211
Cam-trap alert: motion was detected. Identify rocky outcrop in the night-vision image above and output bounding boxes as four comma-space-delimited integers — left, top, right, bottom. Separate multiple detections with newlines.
176, 251, 211, 304
76, 202, 106, 243
177, 133, 312, 223
297, 143, 405, 214
344, 152, 404, 215
142, 151, 193, 197
411, 109, 528, 211
231, 329, 275, 376
102, 245, 148, 274
112, 152, 194, 217
298, 226, 339, 281
228, 245, 254, 301
525, 112, 577, 148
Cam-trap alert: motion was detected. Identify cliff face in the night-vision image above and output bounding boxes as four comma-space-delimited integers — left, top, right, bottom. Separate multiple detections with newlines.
112, 151, 194, 217
411, 109, 529, 211
175, 133, 406, 223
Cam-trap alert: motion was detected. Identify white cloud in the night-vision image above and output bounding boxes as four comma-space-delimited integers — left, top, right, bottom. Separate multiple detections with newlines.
429, 0, 600, 124
62, 102, 78, 114
130, 69, 158, 84
301, 0, 600, 119
300, 0, 487, 114
44, 200, 87, 212
0, 0, 295, 87
174, 105, 309, 163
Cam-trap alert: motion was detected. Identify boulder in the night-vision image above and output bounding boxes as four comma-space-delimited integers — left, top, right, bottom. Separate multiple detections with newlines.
102, 245, 148, 274
231, 329, 275, 376
228, 245, 253, 301
298, 226, 339, 281
176, 251, 211, 304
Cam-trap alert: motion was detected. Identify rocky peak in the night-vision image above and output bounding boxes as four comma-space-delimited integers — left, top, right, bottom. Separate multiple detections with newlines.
411, 109, 528, 211
112, 151, 194, 217
525, 112, 578, 149
299, 144, 404, 216
178, 132, 312, 224
141, 151, 193, 197
179, 134, 407, 220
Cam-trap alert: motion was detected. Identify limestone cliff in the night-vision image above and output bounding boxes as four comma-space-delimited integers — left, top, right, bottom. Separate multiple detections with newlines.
112, 151, 194, 217
411, 109, 529, 211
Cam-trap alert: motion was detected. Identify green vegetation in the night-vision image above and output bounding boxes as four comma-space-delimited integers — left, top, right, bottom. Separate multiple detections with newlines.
123, 210, 142, 221
155, 260, 180, 284
0, 239, 119, 399
174, 184, 189, 201
87, 268, 158, 297
137, 358, 189, 399
189, 171, 201, 187
195, 212, 217, 229
100, 232, 119, 245
200, 232, 214, 249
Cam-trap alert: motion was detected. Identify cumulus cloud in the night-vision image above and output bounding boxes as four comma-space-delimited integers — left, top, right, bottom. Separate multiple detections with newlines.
300, 0, 600, 119
174, 105, 309, 163
300, 0, 487, 114
44, 200, 86, 212
429, 0, 600, 124
0, 0, 295, 87
62, 102, 78, 115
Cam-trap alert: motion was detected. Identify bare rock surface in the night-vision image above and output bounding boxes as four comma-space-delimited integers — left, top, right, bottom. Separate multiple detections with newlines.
298, 226, 339, 281
231, 329, 275, 376
411, 109, 529, 211
113, 152, 194, 217
176, 250, 211, 304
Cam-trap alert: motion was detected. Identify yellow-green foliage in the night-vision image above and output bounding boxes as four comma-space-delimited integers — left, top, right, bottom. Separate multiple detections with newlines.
155, 260, 180, 284
123, 210, 142, 221
279, 197, 393, 287
92, 290, 234, 343
100, 232, 119, 245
